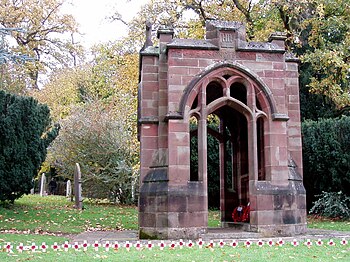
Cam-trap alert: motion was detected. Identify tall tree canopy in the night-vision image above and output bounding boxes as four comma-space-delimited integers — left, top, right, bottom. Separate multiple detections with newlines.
0, 0, 82, 91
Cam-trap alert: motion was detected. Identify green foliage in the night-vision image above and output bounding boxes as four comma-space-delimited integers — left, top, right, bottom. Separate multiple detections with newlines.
302, 116, 350, 208
32, 41, 140, 204
0, 90, 58, 203
190, 118, 221, 209
300, 0, 350, 108
310, 191, 350, 219
299, 62, 338, 120
47, 101, 138, 204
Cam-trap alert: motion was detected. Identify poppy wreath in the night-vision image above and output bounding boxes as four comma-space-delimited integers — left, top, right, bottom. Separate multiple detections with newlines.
232, 203, 250, 222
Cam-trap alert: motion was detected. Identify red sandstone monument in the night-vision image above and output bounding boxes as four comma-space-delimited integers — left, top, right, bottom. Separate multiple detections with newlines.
138, 21, 306, 239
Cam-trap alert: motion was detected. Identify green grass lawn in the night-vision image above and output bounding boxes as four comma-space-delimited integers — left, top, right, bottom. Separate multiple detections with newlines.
0, 195, 138, 234
308, 215, 350, 231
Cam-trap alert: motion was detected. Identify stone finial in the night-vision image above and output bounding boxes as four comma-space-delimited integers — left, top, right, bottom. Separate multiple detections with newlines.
144, 21, 153, 48
157, 26, 174, 40
268, 32, 287, 42
268, 32, 287, 49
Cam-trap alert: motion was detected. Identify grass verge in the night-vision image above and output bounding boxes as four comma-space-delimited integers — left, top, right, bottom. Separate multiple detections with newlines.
307, 215, 350, 231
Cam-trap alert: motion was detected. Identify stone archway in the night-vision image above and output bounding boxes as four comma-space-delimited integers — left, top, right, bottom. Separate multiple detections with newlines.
185, 65, 268, 229
138, 20, 306, 239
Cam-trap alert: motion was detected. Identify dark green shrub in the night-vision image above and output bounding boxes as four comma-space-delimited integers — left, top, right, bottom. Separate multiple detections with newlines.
302, 116, 350, 209
310, 191, 350, 219
0, 90, 59, 203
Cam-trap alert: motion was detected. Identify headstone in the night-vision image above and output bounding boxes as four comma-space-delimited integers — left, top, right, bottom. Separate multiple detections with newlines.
66, 180, 72, 198
74, 163, 83, 209
30, 178, 35, 194
39, 173, 46, 197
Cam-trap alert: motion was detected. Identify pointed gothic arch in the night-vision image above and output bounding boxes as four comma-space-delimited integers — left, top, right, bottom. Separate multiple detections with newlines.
182, 64, 270, 224
180, 62, 280, 121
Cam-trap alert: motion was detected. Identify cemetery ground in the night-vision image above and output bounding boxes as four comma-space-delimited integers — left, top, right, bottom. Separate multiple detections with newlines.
0, 195, 349, 261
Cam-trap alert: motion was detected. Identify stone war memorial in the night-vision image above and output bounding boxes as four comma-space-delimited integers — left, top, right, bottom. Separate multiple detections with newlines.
138, 21, 306, 239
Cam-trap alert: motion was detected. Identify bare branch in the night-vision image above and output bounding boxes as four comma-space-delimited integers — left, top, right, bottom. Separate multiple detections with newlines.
108, 12, 128, 26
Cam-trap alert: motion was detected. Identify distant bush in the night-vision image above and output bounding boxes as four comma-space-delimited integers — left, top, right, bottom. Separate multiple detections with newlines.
47, 101, 138, 204
0, 90, 59, 203
302, 116, 350, 209
310, 191, 350, 219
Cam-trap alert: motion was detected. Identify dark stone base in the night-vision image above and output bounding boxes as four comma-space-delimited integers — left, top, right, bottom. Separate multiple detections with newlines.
138, 168, 308, 240
139, 167, 208, 240
139, 227, 207, 240
250, 223, 307, 237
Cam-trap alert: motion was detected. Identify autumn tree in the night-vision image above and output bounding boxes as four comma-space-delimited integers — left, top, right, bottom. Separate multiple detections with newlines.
33, 40, 140, 202
31, 66, 92, 121
299, 0, 350, 112
46, 101, 136, 203
0, 0, 82, 91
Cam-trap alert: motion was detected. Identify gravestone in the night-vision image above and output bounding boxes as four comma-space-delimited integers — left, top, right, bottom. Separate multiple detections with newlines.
39, 173, 46, 197
30, 178, 35, 194
74, 163, 83, 209
138, 20, 306, 239
66, 180, 72, 198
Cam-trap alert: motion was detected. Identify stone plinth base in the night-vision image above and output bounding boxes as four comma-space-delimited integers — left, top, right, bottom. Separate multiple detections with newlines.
250, 223, 307, 237
139, 227, 207, 240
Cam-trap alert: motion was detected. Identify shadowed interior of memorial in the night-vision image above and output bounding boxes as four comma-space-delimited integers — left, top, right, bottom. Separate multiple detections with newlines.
188, 76, 267, 226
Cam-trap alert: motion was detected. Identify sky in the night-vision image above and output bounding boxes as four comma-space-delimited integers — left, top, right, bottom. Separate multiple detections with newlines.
63, 0, 149, 48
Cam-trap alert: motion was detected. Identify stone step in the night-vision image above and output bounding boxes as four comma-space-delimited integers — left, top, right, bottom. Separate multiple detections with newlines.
199, 227, 262, 241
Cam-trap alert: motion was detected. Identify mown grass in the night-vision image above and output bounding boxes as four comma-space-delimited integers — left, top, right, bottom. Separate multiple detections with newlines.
0, 195, 138, 234
208, 208, 221, 227
1, 241, 349, 262
307, 215, 350, 231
